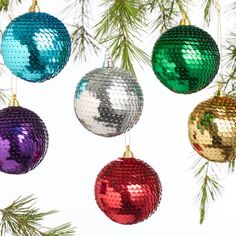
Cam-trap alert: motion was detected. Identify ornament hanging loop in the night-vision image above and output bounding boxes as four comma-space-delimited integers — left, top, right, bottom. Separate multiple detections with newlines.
9, 75, 19, 107
177, 0, 191, 26
124, 131, 133, 158
103, 53, 114, 68
29, 0, 40, 12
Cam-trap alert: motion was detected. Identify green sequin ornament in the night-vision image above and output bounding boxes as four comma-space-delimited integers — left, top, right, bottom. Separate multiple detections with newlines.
151, 25, 220, 94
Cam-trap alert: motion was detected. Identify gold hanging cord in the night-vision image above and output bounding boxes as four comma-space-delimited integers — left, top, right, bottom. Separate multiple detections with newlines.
177, 1, 191, 26
29, 0, 40, 13
215, 1, 224, 96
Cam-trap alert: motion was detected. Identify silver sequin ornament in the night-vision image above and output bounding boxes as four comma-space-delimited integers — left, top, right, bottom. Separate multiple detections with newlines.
74, 59, 144, 137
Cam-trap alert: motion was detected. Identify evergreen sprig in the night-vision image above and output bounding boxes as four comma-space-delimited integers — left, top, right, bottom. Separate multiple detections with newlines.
0, 0, 23, 12
95, 0, 150, 76
201, 0, 221, 26
0, 195, 76, 236
63, 0, 99, 62
149, 0, 178, 33
193, 158, 227, 224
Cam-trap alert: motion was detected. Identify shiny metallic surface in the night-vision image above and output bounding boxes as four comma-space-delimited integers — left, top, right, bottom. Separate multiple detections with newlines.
152, 25, 220, 94
74, 67, 144, 137
95, 157, 162, 224
0, 107, 48, 174
1, 12, 71, 83
188, 96, 236, 162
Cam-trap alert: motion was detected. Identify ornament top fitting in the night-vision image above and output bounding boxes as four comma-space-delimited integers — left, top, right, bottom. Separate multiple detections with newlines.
29, 0, 40, 12
215, 82, 225, 97
180, 12, 191, 26
103, 54, 114, 68
123, 145, 134, 158
9, 94, 19, 107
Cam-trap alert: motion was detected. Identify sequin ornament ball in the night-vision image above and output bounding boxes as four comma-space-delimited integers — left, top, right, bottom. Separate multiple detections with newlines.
0, 96, 48, 174
95, 146, 162, 224
1, 10, 71, 82
74, 57, 143, 137
152, 18, 220, 94
188, 89, 236, 162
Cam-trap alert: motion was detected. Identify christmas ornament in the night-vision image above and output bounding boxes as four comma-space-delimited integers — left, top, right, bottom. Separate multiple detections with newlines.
0, 99, 48, 174
1, 12, 71, 83
74, 60, 143, 137
95, 146, 162, 224
152, 23, 220, 94
188, 90, 236, 162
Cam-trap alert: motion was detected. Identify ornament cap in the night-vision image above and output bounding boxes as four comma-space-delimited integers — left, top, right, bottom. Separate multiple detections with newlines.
180, 12, 191, 26
123, 145, 134, 158
9, 94, 19, 107
215, 82, 225, 97
29, 0, 40, 13
103, 54, 114, 68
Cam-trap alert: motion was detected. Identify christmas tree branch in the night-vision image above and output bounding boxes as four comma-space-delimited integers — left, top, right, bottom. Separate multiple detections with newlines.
221, 28, 236, 95
228, 160, 235, 173
193, 158, 223, 224
0, 195, 76, 236
0, 0, 23, 12
149, 0, 178, 33
63, 0, 99, 62
201, 0, 221, 26
175, 0, 190, 21
96, 0, 150, 76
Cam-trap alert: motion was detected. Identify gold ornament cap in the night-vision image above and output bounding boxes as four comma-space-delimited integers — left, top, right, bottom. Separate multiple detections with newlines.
180, 12, 191, 26
9, 94, 19, 107
215, 82, 225, 97
123, 145, 134, 158
29, 0, 40, 12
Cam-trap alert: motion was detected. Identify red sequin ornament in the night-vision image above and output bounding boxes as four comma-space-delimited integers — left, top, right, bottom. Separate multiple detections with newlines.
95, 156, 162, 224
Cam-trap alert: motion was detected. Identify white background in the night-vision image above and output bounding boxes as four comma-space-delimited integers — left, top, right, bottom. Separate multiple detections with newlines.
0, 0, 236, 235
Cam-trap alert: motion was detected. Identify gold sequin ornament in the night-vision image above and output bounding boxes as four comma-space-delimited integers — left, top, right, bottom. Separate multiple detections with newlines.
188, 94, 236, 162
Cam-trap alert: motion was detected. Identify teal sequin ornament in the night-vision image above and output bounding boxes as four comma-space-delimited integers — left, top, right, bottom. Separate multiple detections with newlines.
1, 12, 71, 83
152, 25, 220, 94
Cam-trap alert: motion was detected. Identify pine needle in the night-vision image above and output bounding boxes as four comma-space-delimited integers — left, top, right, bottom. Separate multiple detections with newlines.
0, 0, 23, 12
0, 195, 76, 236
192, 159, 224, 224
228, 160, 235, 174
95, 0, 150, 76
201, 0, 220, 26
62, 0, 100, 62
149, 0, 178, 33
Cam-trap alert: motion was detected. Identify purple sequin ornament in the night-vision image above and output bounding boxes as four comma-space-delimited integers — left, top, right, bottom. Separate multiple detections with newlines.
0, 106, 48, 174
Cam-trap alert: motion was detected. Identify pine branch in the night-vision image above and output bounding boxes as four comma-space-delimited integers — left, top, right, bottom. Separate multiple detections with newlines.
193, 159, 223, 224
96, 0, 150, 76
228, 160, 235, 173
149, 0, 178, 33
63, 0, 99, 62
0, 88, 10, 106
0, 0, 23, 12
43, 223, 75, 236
222, 29, 236, 94
0, 195, 76, 236
201, 0, 220, 26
